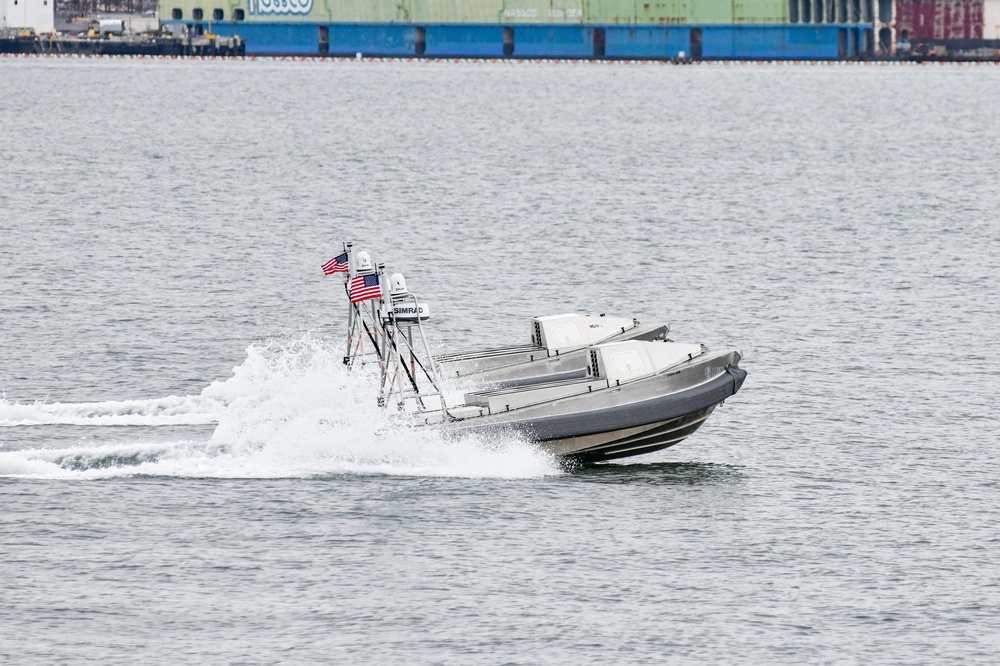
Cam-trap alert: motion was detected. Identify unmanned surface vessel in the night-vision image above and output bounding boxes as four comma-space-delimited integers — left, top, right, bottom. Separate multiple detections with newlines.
327, 243, 746, 462
436, 340, 745, 462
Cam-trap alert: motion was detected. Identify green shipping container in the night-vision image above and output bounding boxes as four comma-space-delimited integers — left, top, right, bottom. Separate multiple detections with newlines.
321, 0, 411, 23
733, 0, 788, 23
160, 0, 790, 25
411, 0, 502, 23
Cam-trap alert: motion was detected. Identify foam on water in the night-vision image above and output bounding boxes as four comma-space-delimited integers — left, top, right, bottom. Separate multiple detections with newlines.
0, 395, 225, 427
0, 336, 281, 427
0, 335, 561, 480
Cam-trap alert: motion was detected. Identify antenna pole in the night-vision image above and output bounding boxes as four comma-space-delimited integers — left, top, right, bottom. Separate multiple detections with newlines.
343, 241, 355, 364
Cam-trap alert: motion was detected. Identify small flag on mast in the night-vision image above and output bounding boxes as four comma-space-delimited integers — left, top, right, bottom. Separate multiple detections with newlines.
322, 252, 349, 275
349, 274, 382, 303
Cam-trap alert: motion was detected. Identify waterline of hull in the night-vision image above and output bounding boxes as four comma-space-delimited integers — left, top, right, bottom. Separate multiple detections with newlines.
545, 406, 716, 462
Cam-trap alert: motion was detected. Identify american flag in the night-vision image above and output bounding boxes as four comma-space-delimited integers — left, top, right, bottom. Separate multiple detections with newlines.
349, 274, 382, 303
322, 252, 349, 275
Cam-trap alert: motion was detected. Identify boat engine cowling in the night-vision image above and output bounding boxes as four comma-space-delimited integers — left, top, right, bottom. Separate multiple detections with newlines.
589, 341, 705, 383
532, 313, 637, 352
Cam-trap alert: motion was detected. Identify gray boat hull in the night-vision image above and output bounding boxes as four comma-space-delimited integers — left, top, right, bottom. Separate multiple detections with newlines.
439, 350, 747, 463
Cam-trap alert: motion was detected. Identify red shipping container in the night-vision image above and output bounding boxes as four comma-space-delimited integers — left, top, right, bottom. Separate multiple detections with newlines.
896, 0, 984, 40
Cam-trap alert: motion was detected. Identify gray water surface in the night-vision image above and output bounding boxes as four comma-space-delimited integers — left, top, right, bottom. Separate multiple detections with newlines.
1, 58, 999, 663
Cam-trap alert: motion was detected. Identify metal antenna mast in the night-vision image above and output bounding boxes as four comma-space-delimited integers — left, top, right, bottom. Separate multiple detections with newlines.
377, 273, 447, 416
342, 246, 385, 368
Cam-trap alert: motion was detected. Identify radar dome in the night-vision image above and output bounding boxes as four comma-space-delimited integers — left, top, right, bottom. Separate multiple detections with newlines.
355, 251, 374, 273
389, 273, 408, 296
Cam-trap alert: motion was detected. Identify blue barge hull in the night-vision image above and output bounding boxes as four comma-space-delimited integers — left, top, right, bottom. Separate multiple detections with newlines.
164, 22, 876, 60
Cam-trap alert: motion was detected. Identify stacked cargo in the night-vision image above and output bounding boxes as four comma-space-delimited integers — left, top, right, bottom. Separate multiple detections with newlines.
895, 0, 1000, 40
155, 0, 997, 58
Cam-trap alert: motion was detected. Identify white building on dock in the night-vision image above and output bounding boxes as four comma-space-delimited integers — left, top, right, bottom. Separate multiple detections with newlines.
1, 0, 54, 34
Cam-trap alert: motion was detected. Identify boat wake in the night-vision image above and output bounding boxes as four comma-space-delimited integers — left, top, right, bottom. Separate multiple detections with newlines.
0, 335, 561, 480
0, 394, 225, 427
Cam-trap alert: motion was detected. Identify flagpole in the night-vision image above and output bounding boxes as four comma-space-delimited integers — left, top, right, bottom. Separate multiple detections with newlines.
343, 241, 356, 365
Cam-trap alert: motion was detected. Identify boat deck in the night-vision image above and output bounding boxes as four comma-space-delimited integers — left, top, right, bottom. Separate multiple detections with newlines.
435, 343, 543, 364
465, 376, 609, 414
